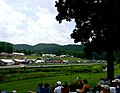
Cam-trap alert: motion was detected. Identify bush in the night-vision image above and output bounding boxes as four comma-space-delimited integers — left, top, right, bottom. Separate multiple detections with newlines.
91, 65, 103, 73
0, 64, 105, 82
0, 73, 5, 81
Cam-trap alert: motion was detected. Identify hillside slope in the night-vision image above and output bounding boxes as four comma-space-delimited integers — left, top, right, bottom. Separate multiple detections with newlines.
13, 43, 84, 53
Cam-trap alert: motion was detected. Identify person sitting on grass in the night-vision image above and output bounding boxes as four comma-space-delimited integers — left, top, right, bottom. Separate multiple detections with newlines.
61, 81, 69, 93
82, 79, 90, 93
76, 80, 84, 93
100, 85, 110, 93
69, 81, 76, 92
43, 83, 50, 93
92, 78, 105, 93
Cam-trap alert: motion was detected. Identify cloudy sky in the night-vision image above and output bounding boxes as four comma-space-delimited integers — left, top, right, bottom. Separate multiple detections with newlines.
0, 0, 78, 45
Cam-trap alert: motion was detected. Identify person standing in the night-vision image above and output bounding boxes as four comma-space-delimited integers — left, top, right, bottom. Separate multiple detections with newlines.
54, 81, 63, 93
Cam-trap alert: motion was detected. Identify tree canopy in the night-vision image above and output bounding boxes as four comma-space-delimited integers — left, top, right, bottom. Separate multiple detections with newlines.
0, 42, 13, 53
55, 0, 120, 79
55, 0, 120, 50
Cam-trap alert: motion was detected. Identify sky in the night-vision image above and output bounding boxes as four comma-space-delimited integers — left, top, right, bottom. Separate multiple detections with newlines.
0, 0, 78, 45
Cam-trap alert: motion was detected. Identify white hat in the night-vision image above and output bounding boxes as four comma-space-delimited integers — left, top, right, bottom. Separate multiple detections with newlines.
112, 78, 120, 83
101, 85, 110, 91
12, 90, 16, 93
57, 81, 61, 85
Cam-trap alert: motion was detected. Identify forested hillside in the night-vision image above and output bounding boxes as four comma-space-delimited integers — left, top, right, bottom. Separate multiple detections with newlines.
13, 43, 84, 54
0, 41, 107, 59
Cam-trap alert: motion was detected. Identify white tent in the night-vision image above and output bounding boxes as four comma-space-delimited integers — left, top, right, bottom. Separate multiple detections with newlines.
1, 59, 14, 65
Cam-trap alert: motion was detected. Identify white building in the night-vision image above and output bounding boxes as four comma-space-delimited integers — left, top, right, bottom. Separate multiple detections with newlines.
1, 59, 14, 65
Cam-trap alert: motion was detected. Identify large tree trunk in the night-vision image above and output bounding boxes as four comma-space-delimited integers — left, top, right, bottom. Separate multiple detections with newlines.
105, 0, 114, 80
107, 48, 114, 79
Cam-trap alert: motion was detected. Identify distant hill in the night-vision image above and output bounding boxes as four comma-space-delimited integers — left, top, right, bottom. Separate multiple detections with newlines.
62, 44, 84, 52
13, 44, 33, 50
13, 43, 85, 53
0, 41, 106, 59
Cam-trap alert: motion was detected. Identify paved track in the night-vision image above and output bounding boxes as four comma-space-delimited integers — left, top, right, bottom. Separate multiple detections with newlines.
0, 63, 105, 69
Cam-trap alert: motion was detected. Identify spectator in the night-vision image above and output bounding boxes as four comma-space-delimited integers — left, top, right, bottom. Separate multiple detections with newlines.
76, 84, 84, 93
76, 80, 84, 93
93, 79, 105, 93
69, 82, 76, 92
54, 81, 63, 93
43, 83, 50, 93
51, 83, 57, 93
92, 84, 102, 93
83, 79, 90, 93
104, 78, 111, 86
61, 81, 69, 93
116, 75, 120, 79
76, 79, 83, 89
110, 87, 116, 93
38, 83, 44, 93
100, 85, 110, 93
112, 78, 120, 93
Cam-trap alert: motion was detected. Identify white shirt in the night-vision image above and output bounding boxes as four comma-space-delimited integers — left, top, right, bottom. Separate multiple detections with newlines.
110, 87, 116, 93
54, 86, 63, 93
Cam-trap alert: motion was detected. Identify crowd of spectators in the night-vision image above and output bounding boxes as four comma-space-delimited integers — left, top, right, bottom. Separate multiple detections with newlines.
28, 77, 120, 93
1, 76, 120, 93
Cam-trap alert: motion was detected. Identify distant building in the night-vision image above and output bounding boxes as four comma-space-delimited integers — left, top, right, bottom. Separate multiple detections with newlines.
1, 59, 14, 65
12, 52, 25, 56
0, 52, 25, 57
35, 59, 45, 64
42, 54, 56, 57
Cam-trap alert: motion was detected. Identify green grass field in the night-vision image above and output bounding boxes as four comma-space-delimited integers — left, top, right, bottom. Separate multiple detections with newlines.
0, 73, 106, 93
0, 64, 120, 93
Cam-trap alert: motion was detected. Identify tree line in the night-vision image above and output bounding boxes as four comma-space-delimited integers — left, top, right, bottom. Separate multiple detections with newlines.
1, 41, 120, 64
0, 42, 33, 55
0, 42, 13, 53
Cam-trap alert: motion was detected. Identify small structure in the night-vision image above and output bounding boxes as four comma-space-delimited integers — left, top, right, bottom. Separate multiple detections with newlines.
35, 59, 45, 64
1, 59, 14, 65
13, 59, 28, 64
12, 52, 25, 56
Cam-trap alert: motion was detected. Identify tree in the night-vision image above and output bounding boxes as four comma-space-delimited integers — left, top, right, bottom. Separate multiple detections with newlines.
114, 51, 120, 64
55, 0, 120, 79
5, 43, 13, 53
0, 42, 5, 52
0, 42, 13, 53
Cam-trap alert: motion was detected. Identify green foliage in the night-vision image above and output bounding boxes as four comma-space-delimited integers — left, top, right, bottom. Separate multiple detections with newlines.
13, 43, 85, 56
69, 65, 103, 73
1, 64, 120, 93
0, 64, 106, 83
0, 42, 13, 53
0, 41, 108, 60
0, 73, 106, 93
114, 51, 120, 64
91, 65, 103, 73
14, 49, 34, 55
0, 73, 5, 81
55, 0, 120, 79
55, 0, 120, 50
